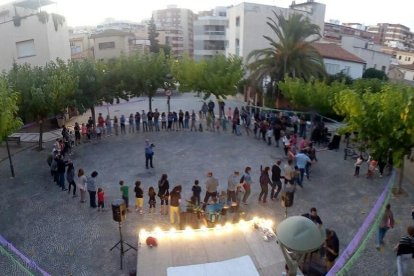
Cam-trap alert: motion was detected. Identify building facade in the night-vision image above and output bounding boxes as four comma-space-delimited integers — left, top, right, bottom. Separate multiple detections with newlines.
226, 1, 326, 63
153, 5, 194, 57
193, 7, 227, 61
367, 23, 414, 50
0, 0, 70, 72
69, 32, 94, 60
324, 22, 377, 43
313, 43, 366, 79
340, 36, 392, 73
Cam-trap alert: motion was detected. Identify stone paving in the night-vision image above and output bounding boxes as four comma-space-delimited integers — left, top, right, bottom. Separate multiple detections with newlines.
0, 94, 413, 276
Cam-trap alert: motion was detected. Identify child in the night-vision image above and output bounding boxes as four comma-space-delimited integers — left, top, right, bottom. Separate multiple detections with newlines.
148, 187, 156, 213
192, 180, 201, 206
134, 181, 144, 214
120, 180, 131, 212
219, 190, 227, 205
354, 155, 364, 176
367, 158, 378, 178
97, 187, 105, 211
215, 118, 221, 133
266, 127, 273, 146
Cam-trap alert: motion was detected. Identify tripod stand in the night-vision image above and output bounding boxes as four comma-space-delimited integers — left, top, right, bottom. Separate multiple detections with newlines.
110, 222, 137, 269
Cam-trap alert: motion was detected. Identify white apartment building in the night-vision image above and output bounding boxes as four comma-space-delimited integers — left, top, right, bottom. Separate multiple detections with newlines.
0, 0, 70, 72
340, 36, 392, 73
153, 5, 194, 57
69, 32, 94, 60
226, 1, 326, 63
194, 7, 228, 61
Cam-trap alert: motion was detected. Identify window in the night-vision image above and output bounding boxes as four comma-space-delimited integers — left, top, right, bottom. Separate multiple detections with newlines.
381, 65, 386, 72
98, 41, 115, 50
325, 63, 340, 75
409, 57, 411, 61
236, 16, 240, 27
16, 39, 36, 58
235, 38, 240, 56
398, 55, 402, 60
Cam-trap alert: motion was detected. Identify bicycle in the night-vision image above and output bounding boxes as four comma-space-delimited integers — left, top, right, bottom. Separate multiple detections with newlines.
344, 146, 369, 161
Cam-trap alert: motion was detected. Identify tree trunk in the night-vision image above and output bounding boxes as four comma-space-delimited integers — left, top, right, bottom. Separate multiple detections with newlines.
38, 118, 43, 151
148, 95, 152, 112
90, 106, 96, 125
397, 157, 405, 194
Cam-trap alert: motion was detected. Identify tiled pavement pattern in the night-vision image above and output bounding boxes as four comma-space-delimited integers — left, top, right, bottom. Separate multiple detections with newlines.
0, 94, 413, 276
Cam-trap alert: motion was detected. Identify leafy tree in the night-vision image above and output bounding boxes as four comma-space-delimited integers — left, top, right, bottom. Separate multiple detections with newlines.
326, 72, 353, 85
0, 76, 22, 142
334, 84, 414, 193
247, 12, 326, 87
148, 16, 160, 54
8, 60, 77, 149
351, 78, 386, 94
279, 77, 347, 117
171, 54, 244, 100
69, 59, 122, 123
121, 52, 170, 111
362, 68, 388, 81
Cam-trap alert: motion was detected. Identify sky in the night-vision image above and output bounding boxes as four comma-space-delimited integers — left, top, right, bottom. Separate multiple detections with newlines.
1, 0, 413, 30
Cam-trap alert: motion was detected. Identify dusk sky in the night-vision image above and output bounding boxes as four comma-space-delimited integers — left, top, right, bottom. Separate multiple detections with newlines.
1, 0, 413, 30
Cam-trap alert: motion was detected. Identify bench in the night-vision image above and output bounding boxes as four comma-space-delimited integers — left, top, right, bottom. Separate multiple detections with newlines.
7, 136, 21, 146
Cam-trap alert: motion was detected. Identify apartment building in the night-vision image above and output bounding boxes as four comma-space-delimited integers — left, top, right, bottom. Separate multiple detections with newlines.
0, 0, 70, 72
91, 29, 149, 61
153, 5, 194, 57
193, 7, 228, 61
367, 23, 414, 50
226, 1, 326, 64
340, 36, 392, 73
69, 32, 94, 60
324, 22, 377, 43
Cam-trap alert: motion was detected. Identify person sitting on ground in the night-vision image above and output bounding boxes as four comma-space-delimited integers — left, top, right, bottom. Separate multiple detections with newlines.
324, 229, 339, 271
302, 207, 323, 227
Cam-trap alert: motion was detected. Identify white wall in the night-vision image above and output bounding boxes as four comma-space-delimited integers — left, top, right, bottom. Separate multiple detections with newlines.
323, 58, 364, 79
0, 5, 70, 72
400, 68, 414, 81
341, 36, 392, 73
93, 35, 131, 60
226, 2, 326, 64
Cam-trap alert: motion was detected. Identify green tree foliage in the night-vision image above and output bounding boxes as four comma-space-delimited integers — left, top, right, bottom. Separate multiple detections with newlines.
362, 68, 388, 81
171, 55, 244, 99
8, 60, 77, 149
148, 16, 160, 54
279, 77, 347, 117
334, 84, 414, 192
0, 76, 22, 142
247, 12, 326, 85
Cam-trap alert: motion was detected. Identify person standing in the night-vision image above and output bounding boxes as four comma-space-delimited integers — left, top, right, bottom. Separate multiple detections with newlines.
128, 114, 134, 133
377, 203, 395, 249
394, 225, 414, 276
105, 115, 112, 136
142, 110, 148, 132
77, 168, 87, 203
190, 110, 197, 131
145, 140, 155, 169
113, 116, 119, 136
169, 185, 182, 225
241, 167, 252, 205
120, 115, 126, 135
271, 160, 282, 200
154, 109, 160, 131
203, 172, 219, 205
158, 174, 170, 215
56, 155, 68, 191
134, 181, 144, 214
66, 162, 76, 197
295, 150, 312, 186
87, 171, 98, 208
259, 166, 271, 203
192, 180, 201, 206
74, 122, 81, 145
227, 171, 239, 204
324, 229, 339, 271
119, 180, 131, 212
134, 112, 141, 132
97, 188, 105, 211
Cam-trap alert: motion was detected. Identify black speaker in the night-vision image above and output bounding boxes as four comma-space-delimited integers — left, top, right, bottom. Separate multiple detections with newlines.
112, 199, 126, 222
282, 192, 294, 208
328, 134, 341, 150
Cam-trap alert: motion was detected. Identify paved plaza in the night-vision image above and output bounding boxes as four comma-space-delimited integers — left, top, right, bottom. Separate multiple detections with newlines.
1, 94, 414, 275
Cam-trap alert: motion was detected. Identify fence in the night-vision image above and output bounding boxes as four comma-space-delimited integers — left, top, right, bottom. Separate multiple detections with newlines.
0, 235, 50, 276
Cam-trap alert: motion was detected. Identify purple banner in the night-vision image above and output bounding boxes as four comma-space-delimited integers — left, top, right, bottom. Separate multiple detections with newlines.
0, 234, 51, 276
327, 171, 395, 275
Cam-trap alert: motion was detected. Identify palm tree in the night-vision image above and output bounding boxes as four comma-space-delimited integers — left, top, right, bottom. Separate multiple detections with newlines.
247, 12, 326, 106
